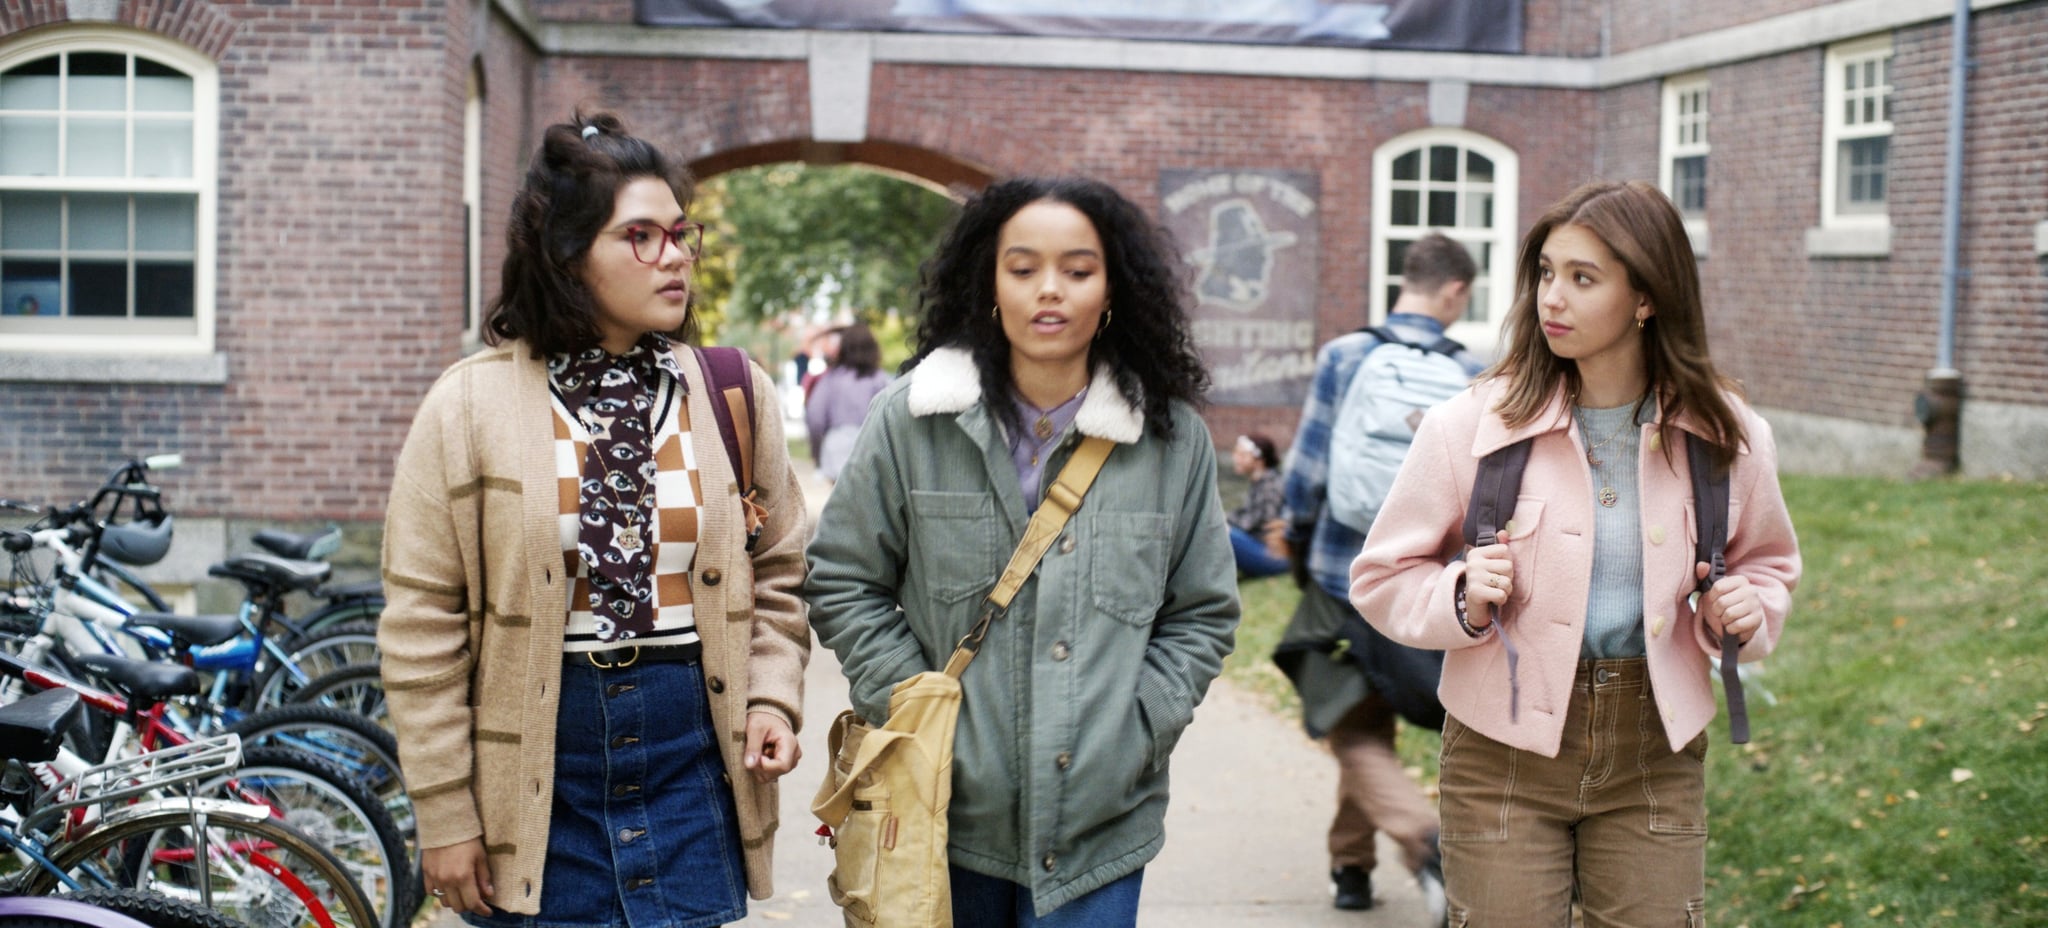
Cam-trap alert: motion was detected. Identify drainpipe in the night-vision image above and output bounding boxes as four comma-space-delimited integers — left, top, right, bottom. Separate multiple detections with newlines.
1911, 0, 1971, 479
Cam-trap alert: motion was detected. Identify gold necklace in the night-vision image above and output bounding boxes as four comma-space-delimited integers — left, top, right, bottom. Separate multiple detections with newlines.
1576, 405, 1625, 508
576, 408, 654, 554
1018, 387, 1085, 467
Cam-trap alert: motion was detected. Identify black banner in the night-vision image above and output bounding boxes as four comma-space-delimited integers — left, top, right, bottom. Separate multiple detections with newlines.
1160, 169, 1319, 407
637, 0, 1522, 53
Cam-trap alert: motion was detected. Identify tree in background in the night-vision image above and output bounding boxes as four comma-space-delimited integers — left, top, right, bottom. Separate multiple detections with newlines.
692, 163, 956, 369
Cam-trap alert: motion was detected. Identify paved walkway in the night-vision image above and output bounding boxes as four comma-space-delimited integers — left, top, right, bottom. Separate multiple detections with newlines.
428, 451, 1437, 927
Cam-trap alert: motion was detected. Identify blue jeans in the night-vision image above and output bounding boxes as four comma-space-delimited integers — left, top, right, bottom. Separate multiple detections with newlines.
464, 657, 746, 928
1229, 525, 1289, 577
950, 865, 1144, 927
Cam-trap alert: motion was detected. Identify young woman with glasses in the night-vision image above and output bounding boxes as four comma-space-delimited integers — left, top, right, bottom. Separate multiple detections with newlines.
379, 110, 811, 928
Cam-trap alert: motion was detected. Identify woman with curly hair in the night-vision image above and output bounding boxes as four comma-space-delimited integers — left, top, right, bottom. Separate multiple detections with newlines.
380, 111, 809, 927
805, 176, 1239, 926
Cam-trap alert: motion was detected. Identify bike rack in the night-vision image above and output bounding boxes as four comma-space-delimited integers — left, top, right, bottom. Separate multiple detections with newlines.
20, 733, 242, 839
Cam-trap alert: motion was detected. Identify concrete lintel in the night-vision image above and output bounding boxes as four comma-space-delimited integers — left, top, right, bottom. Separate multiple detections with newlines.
0, 351, 228, 384
809, 33, 872, 144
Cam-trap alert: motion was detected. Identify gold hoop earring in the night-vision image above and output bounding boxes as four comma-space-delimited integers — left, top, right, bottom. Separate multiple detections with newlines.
1102, 308, 1112, 330
991, 304, 999, 321
1636, 317, 1646, 330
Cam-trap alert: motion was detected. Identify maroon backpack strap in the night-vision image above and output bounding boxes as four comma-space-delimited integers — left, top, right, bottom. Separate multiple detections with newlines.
692, 346, 765, 552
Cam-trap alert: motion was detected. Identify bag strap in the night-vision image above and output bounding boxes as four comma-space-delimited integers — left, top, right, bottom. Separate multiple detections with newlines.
1361, 326, 1466, 358
692, 346, 767, 552
1687, 434, 1745, 743
1464, 438, 1531, 722
941, 436, 1116, 679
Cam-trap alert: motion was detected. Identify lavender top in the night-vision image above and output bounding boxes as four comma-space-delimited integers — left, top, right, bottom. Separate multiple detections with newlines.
1008, 387, 1087, 511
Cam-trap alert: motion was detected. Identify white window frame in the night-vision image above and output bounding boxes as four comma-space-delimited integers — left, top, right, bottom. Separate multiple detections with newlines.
462, 61, 485, 347
1659, 73, 1710, 256
1369, 127, 1518, 354
1820, 34, 1892, 231
0, 27, 218, 360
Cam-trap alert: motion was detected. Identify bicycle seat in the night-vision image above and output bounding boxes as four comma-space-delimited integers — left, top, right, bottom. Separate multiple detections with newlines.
126, 611, 244, 648
252, 526, 342, 561
73, 654, 202, 702
0, 687, 83, 764
208, 552, 332, 592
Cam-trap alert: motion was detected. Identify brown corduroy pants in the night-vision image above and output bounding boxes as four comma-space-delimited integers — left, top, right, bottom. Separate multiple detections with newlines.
1438, 658, 1709, 928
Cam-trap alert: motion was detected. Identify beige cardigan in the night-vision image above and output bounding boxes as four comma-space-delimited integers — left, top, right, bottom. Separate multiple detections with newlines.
378, 340, 810, 912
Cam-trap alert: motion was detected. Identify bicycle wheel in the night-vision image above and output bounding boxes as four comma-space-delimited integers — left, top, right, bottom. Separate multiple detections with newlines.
286, 665, 387, 733
0, 895, 153, 928
36, 887, 253, 928
204, 746, 417, 928
223, 706, 414, 858
28, 803, 379, 928
295, 599, 382, 638
247, 623, 378, 713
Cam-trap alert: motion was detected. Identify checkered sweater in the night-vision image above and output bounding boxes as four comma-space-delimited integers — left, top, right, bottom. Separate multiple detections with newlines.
550, 375, 703, 652
379, 340, 810, 911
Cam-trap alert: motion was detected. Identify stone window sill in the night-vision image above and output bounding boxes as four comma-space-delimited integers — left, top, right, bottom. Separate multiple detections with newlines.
0, 352, 229, 384
1805, 224, 1891, 259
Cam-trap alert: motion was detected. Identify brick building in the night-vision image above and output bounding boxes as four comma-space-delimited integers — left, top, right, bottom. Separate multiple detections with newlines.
2, 0, 2042, 591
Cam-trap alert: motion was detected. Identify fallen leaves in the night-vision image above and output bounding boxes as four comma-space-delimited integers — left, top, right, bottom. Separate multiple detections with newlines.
1951, 768, 1975, 784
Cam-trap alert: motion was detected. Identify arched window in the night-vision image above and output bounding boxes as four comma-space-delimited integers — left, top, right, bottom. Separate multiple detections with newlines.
0, 28, 217, 359
1370, 128, 1518, 349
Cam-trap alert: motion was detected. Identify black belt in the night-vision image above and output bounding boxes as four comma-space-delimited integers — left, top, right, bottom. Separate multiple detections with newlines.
570, 642, 702, 670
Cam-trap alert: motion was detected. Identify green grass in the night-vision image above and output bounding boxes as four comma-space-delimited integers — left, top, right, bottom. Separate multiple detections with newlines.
1219, 475, 2048, 925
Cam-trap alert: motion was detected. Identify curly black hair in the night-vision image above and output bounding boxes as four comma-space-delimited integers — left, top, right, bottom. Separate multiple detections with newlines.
907, 176, 1209, 440
484, 110, 695, 354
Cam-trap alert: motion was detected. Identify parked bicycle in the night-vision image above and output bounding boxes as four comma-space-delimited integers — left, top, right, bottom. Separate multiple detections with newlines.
0, 687, 377, 928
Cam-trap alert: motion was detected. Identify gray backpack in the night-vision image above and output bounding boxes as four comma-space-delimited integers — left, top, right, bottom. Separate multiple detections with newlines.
1327, 328, 1470, 533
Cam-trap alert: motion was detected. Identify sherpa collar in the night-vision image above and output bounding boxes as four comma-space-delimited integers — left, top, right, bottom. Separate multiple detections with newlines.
906, 346, 1145, 445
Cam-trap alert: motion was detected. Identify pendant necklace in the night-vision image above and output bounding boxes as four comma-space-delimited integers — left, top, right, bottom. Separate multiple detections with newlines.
577, 409, 653, 554
1019, 386, 1086, 467
1576, 405, 1624, 508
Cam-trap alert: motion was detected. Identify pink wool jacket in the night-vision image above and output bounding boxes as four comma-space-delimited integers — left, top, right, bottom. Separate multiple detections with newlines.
1350, 380, 1800, 758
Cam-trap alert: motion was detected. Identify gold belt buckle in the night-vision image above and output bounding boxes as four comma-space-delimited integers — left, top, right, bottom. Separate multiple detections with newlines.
587, 647, 640, 669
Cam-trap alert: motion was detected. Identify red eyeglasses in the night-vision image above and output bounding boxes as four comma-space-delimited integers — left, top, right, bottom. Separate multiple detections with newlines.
620, 220, 704, 265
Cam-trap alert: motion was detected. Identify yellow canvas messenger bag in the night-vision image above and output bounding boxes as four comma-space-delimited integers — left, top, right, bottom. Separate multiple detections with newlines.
811, 436, 1115, 928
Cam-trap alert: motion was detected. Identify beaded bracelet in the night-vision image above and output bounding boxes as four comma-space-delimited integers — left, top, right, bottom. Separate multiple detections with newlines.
1455, 575, 1493, 639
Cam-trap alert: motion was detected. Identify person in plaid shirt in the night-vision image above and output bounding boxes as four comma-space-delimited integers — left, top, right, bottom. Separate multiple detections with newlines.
1277, 232, 1480, 921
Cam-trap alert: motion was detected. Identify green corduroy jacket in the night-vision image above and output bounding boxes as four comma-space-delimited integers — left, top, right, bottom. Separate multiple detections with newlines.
804, 345, 1240, 915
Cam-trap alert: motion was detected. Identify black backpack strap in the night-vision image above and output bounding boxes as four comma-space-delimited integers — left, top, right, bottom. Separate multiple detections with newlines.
1465, 438, 1532, 722
1687, 434, 1745, 743
692, 346, 766, 552
1361, 325, 1466, 359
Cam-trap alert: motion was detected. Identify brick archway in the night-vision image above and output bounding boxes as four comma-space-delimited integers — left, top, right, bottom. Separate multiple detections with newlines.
688, 137, 995, 197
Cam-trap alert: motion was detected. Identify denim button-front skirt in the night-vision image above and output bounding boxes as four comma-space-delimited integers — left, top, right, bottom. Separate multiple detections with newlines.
466, 656, 746, 928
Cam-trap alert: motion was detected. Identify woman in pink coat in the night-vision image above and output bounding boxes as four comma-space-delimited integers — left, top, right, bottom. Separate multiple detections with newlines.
1351, 180, 1800, 927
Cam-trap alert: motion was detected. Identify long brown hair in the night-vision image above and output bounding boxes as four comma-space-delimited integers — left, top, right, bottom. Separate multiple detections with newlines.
1487, 180, 1746, 471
